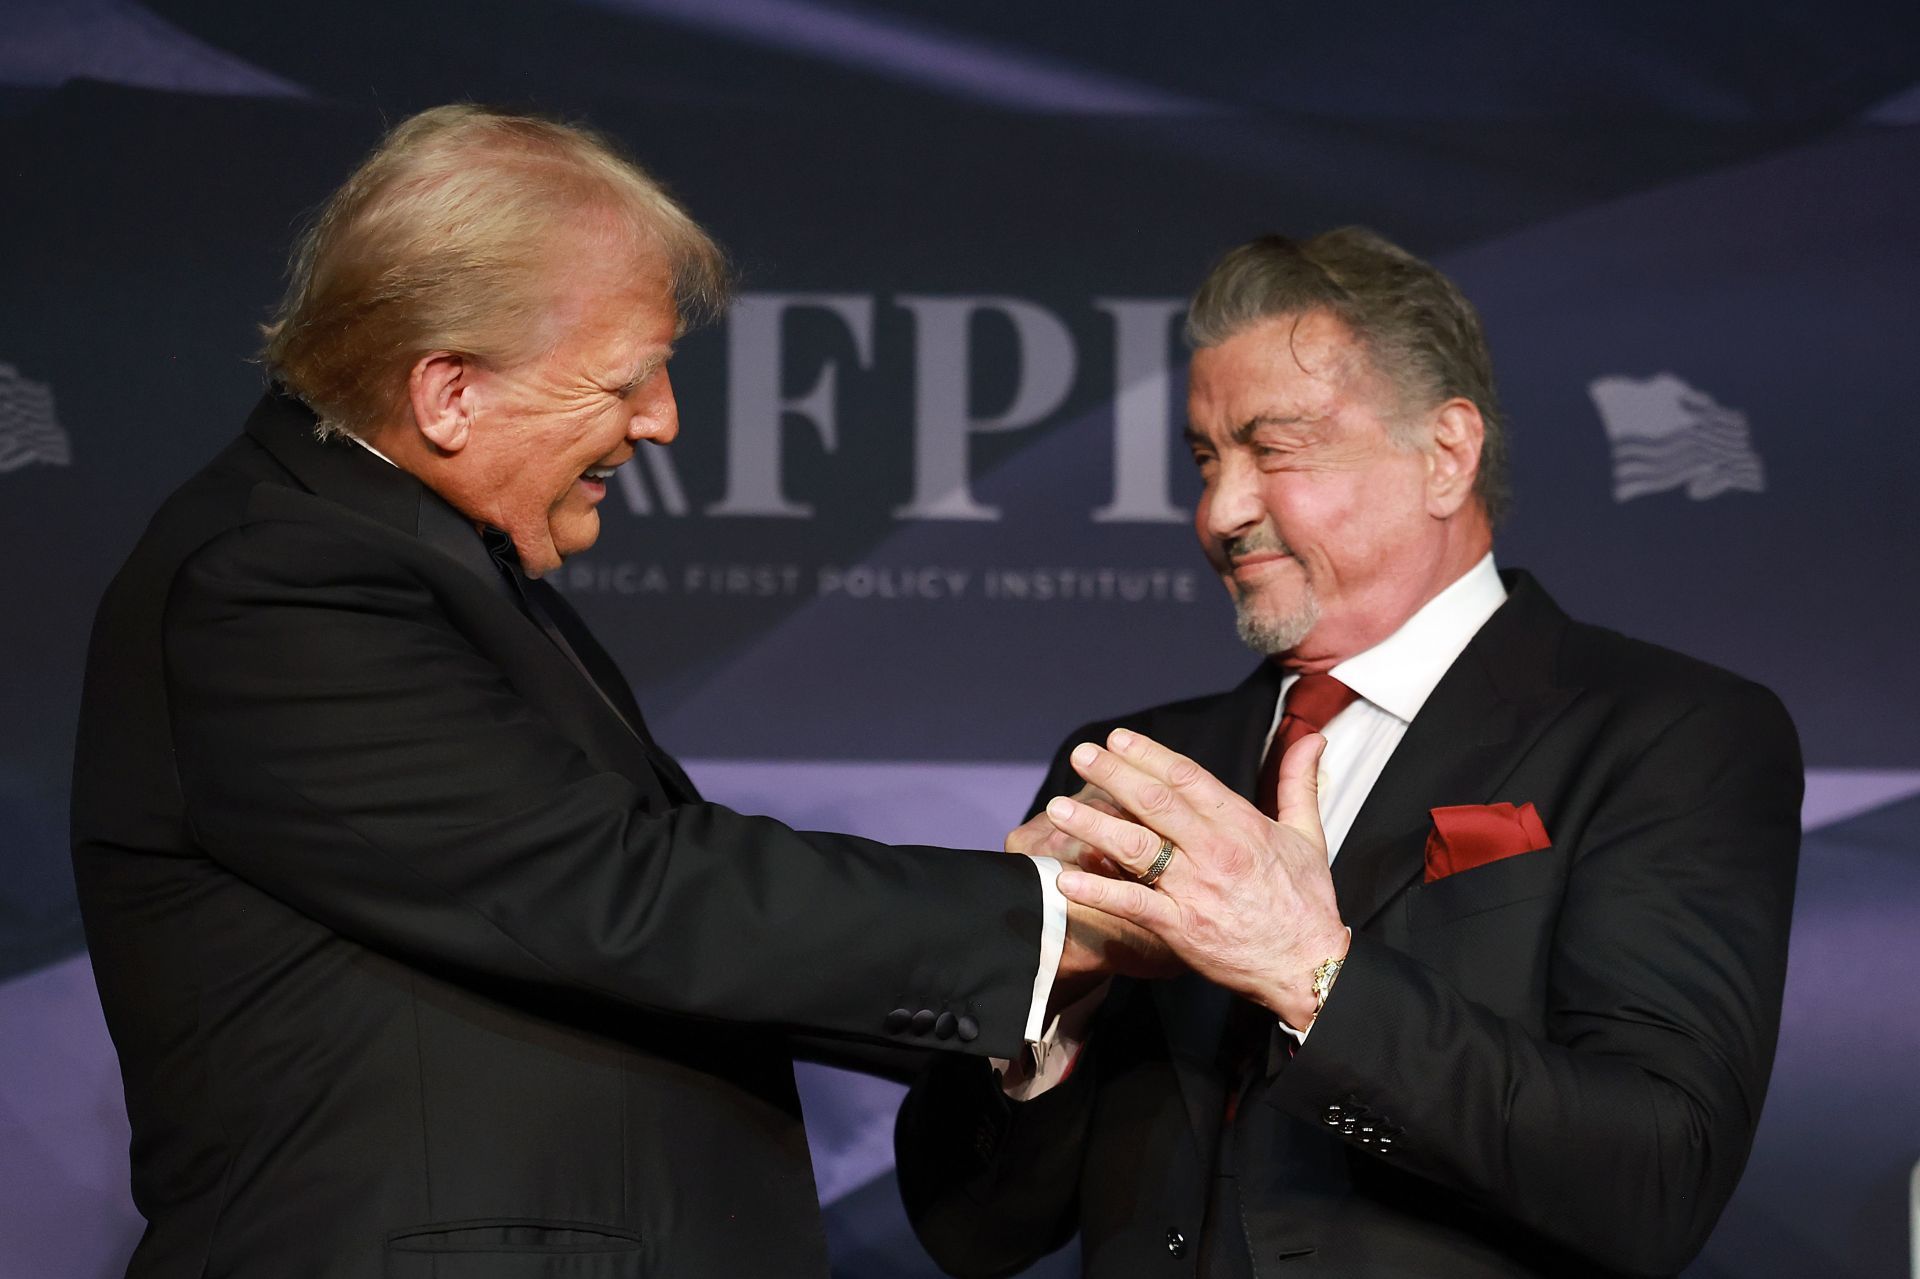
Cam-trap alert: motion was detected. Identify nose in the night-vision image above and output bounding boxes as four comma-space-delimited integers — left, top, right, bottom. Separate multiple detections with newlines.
629, 367, 680, 445
1201, 453, 1264, 544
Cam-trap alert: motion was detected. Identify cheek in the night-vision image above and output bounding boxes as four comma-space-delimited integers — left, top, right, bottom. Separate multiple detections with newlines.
1260, 473, 1338, 536
1306, 469, 1428, 568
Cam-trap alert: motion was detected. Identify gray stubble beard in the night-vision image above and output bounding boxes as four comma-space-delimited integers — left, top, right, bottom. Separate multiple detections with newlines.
1233, 585, 1320, 656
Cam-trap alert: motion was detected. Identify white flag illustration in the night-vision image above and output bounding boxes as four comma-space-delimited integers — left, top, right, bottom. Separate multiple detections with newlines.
1587, 373, 1764, 503
0, 364, 70, 473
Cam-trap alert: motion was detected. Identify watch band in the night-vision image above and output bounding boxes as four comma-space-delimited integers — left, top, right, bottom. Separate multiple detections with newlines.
1307, 927, 1353, 1023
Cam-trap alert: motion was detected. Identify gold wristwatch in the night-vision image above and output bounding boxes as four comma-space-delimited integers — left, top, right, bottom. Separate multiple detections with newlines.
1308, 928, 1352, 1023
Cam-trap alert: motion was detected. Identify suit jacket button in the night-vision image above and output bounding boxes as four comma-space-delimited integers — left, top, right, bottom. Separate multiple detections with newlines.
1165, 1228, 1187, 1258
934, 1011, 958, 1039
885, 1008, 912, 1033
956, 1015, 979, 1042
911, 1009, 937, 1035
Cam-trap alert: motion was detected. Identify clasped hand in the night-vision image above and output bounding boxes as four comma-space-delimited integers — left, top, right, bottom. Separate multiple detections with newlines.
1027, 728, 1348, 1030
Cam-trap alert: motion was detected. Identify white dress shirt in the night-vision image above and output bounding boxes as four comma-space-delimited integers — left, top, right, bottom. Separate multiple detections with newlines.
1281, 552, 1508, 864
1005, 554, 1507, 1097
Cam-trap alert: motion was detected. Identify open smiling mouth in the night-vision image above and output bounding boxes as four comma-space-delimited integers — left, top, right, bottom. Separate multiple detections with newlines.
576, 464, 621, 500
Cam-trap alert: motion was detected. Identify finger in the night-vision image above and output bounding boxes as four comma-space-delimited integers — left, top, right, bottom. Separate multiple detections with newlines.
1004, 813, 1053, 854
1105, 728, 1247, 815
1274, 732, 1330, 841
1058, 869, 1181, 935
1065, 742, 1211, 850
1045, 792, 1165, 877
1073, 782, 1125, 819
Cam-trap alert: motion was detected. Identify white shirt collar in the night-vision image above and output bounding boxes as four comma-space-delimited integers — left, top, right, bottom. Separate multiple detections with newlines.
348, 434, 400, 468
1320, 552, 1506, 724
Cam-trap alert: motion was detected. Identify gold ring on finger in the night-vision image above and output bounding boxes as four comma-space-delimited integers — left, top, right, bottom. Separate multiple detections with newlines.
1138, 837, 1177, 889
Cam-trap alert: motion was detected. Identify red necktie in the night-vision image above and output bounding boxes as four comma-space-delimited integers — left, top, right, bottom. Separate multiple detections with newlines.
1219, 673, 1360, 1124
1255, 673, 1358, 819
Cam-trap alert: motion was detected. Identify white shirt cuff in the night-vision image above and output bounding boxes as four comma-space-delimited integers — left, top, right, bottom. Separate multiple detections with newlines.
1023, 855, 1067, 1043
996, 977, 1107, 1100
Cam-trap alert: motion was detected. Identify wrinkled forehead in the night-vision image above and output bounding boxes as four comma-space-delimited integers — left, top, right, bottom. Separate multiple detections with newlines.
1188, 310, 1375, 424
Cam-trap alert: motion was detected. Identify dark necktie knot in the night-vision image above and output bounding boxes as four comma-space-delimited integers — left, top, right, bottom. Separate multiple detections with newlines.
482, 527, 519, 572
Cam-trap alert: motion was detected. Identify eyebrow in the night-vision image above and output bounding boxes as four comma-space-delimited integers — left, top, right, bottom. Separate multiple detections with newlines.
614, 348, 674, 394
1230, 413, 1315, 445
1183, 414, 1315, 449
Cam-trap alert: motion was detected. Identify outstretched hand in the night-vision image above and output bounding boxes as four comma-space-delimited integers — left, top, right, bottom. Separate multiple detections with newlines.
1018, 783, 1185, 1003
1005, 782, 1130, 879
1043, 727, 1348, 1029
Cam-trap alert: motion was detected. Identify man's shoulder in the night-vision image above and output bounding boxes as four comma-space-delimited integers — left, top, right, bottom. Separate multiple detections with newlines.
91, 430, 290, 618
1506, 571, 1792, 739
109, 433, 377, 592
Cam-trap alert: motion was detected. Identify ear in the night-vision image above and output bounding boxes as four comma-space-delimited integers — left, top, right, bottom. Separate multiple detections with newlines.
1424, 398, 1484, 519
406, 352, 476, 455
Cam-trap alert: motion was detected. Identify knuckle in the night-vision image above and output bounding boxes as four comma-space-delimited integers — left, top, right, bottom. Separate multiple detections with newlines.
1167, 757, 1203, 788
1138, 782, 1174, 815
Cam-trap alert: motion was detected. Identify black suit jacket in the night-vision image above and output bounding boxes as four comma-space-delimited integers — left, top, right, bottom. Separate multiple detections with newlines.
897, 572, 1801, 1278
71, 391, 1046, 1279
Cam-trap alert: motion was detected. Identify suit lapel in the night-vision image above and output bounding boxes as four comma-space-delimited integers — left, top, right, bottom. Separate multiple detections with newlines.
529, 578, 701, 804
243, 391, 693, 802
1152, 662, 1284, 1152
1332, 573, 1578, 931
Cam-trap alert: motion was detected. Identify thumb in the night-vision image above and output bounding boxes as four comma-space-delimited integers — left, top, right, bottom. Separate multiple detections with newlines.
1274, 732, 1329, 842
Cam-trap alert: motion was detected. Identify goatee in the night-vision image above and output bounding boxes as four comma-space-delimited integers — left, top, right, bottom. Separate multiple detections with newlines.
1234, 590, 1319, 656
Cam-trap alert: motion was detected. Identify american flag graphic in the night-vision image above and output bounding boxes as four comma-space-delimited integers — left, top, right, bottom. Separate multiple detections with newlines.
0, 364, 70, 473
1587, 373, 1764, 503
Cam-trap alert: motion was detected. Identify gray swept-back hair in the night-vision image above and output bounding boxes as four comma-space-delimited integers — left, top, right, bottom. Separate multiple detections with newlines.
1186, 228, 1508, 522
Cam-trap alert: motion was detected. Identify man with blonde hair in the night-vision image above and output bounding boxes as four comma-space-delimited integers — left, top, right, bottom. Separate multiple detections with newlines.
72, 105, 1137, 1278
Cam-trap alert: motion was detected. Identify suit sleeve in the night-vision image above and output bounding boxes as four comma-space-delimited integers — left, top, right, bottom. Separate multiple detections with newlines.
161, 518, 1043, 1056
895, 728, 1111, 1277
1268, 679, 1802, 1276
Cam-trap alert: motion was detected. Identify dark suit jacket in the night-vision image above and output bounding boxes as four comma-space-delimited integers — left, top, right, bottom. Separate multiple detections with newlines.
897, 572, 1801, 1278
71, 391, 1045, 1279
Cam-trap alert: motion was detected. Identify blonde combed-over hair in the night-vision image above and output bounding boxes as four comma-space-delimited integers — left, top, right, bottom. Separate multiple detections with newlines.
261, 104, 730, 438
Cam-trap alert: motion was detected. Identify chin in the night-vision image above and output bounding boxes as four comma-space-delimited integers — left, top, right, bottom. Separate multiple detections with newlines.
1233, 590, 1320, 657
551, 515, 602, 560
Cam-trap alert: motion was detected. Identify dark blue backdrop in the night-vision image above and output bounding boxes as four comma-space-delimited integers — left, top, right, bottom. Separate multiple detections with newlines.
4, 3, 1918, 1275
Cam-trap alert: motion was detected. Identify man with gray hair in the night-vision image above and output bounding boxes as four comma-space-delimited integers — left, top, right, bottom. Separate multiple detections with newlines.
897, 229, 1801, 1277
70, 105, 1146, 1278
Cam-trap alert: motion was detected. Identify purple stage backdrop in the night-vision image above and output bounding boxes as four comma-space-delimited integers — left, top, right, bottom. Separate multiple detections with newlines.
4, 3, 1919, 1276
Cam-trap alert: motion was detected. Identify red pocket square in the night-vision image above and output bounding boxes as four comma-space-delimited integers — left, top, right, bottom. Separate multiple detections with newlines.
1423, 802, 1551, 884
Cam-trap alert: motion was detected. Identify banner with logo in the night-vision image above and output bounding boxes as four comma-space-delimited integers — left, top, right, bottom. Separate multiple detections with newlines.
4, 3, 1917, 1275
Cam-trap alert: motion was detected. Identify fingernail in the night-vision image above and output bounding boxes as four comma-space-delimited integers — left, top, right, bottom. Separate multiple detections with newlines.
1071, 743, 1097, 766
1110, 729, 1133, 751
1047, 796, 1075, 821
1058, 870, 1088, 895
